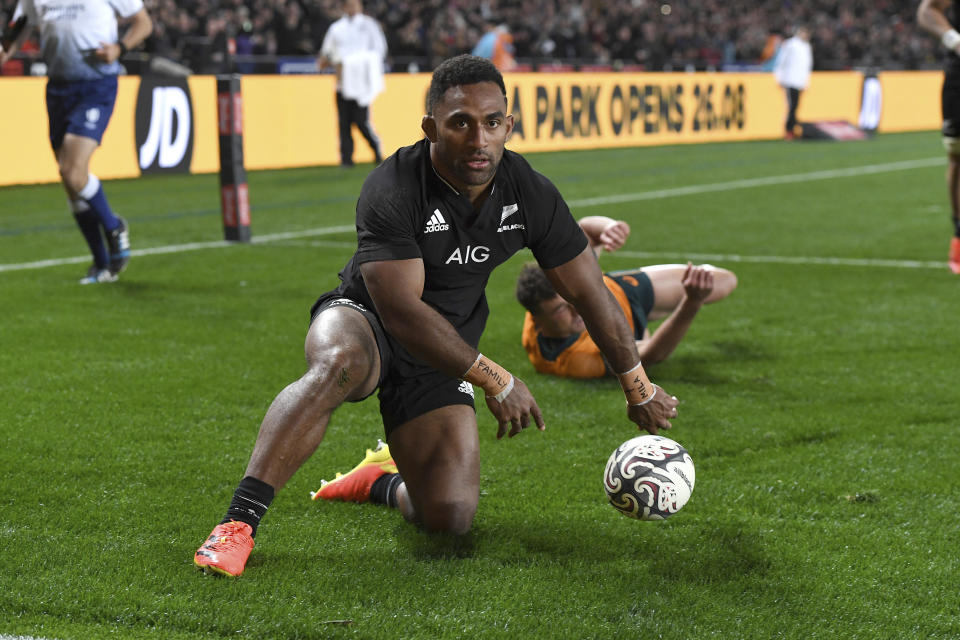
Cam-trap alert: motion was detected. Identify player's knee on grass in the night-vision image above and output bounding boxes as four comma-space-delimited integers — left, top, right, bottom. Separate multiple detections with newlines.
418, 497, 477, 535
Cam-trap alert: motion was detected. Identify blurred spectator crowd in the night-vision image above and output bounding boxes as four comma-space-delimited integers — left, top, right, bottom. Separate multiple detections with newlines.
0, 0, 948, 74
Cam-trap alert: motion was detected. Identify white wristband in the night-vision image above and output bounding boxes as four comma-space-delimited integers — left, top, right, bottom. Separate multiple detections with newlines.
488, 374, 515, 403
942, 29, 960, 50
617, 361, 643, 376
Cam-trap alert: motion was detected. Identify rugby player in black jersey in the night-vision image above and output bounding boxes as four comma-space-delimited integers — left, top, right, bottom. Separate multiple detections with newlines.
919, 0, 960, 273
194, 55, 679, 577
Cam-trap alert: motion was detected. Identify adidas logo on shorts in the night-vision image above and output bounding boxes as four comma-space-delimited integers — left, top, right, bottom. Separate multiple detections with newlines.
457, 380, 475, 398
425, 209, 449, 233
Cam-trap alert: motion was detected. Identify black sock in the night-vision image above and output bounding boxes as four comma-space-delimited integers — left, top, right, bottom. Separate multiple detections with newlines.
370, 473, 402, 508
221, 476, 275, 537
953, 218, 960, 237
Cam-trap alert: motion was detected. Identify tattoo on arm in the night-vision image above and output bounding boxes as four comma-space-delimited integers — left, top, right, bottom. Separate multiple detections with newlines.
337, 368, 350, 387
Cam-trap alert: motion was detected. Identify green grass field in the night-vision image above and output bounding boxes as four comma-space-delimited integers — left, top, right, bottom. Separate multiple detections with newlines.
2, 131, 959, 639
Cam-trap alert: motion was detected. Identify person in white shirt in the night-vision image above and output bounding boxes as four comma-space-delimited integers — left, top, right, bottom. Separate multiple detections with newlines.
317, 0, 386, 167
773, 25, 813, 140
0, 0, 152, 284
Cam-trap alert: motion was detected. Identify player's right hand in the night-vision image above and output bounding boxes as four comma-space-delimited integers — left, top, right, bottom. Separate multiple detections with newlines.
627, 384, 679, 435
484, 376, 545, 440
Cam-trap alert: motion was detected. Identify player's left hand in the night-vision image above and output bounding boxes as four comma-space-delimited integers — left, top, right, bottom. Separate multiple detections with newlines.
681, 262, 714, 303
484, 376, 545, 440
626, 385, 678, 435
598, 220, 630, 253
94, 41, 121, 64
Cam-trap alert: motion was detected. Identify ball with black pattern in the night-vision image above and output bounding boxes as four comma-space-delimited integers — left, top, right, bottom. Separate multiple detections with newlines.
603, 435, 695, 520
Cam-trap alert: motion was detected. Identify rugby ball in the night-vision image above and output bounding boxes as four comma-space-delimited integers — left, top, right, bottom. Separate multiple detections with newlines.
603, 435, 695, 520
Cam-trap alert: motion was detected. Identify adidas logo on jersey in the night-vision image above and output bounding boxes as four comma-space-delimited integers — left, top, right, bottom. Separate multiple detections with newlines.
425, 209, 450, 233
457, 380, 475, 398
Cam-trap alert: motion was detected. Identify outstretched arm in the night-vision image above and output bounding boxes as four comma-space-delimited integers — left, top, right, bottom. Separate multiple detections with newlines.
543, 247, 679, 434
636, 263, 713, 365
361, 258, 544, 439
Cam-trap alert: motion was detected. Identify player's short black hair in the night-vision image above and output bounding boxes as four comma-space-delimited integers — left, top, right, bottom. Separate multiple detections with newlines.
515, 262, 557, 314
426, 54, 507, 115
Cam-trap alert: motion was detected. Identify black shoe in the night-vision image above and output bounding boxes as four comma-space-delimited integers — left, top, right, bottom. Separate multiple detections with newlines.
79, 264, 118, 285
107, 217, 130, 275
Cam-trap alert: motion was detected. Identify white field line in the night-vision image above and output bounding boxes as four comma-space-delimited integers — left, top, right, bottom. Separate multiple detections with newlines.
609, 250, 946, 270
0, 225, 355, 273
566, 156, 945, 208
0, 157, 946, 274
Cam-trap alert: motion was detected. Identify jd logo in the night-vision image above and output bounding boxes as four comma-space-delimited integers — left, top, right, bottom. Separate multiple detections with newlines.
445, 245, 490, 265
135, 76, 194, 174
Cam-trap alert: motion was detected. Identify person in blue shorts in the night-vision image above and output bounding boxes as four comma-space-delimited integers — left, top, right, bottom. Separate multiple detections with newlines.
0, 0, 152, 284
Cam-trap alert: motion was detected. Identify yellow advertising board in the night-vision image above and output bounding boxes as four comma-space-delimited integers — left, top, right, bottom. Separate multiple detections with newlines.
876, 71, 941, 133
0, 69, 944, 187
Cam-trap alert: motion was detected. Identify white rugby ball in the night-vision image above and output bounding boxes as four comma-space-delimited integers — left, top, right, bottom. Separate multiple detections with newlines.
603, 435, 695, 520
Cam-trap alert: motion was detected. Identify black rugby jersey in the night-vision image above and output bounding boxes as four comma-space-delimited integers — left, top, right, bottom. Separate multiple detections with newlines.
333, 138, 587, 377
948, 3, 960, 76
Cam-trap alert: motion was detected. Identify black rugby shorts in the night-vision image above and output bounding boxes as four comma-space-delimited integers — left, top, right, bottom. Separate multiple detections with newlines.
605, 271, 655, 337
941, 74, 960, 138
309, 291, 476, 436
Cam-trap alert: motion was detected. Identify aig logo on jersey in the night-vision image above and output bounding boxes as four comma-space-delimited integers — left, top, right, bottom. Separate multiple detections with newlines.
446, 245, 490, 264
135, 76, 194, 174
425, 209, 450, 233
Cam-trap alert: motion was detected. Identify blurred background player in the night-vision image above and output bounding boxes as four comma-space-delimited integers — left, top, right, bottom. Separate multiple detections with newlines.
316, 0, 386, 168
918, 0, 960, 273
0, 0, 152, 284
516, 216, 738, 378
471, 19, 516, 71
773, 25, 813, 141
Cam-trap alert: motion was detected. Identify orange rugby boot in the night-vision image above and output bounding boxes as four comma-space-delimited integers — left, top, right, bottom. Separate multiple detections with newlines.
311, 440, 397, 503
949, 237, 960, 274
194, 520, 254, 577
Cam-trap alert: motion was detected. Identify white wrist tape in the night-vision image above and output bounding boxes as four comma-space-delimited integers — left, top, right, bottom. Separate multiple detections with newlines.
942, 29, 960, 50
617, 360, 656, 406
491, 375, 515, 403
629, 386, 657, 406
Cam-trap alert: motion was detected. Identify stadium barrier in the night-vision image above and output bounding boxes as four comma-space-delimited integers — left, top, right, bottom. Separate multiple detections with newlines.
0, 70, 943, 187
